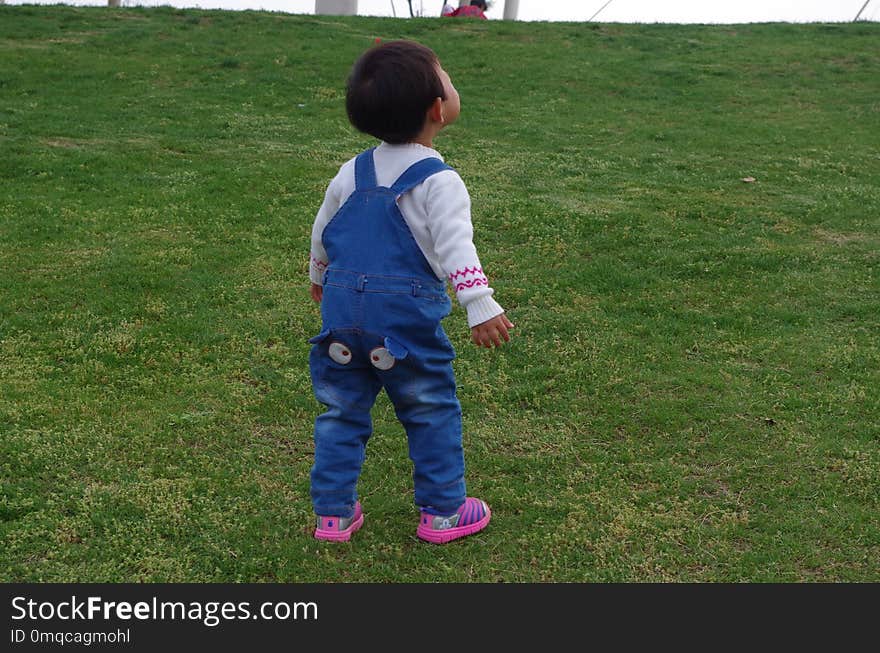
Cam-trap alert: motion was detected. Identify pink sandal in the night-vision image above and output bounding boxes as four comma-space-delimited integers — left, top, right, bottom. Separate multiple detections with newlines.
417, 498, 491, 544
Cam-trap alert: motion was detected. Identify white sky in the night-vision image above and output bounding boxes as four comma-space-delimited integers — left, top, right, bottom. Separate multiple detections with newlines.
6, 0, 880, 22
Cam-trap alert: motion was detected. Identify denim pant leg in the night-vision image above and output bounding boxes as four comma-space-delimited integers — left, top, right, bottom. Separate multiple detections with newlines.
382, 338, 466, 516
310, 340, 382, 518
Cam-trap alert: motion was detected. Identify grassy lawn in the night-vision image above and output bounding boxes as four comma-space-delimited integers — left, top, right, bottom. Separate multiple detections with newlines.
1, 5, 878, 582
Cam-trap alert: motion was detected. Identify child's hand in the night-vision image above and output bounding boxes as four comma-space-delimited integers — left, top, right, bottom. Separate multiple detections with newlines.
471, 313, 514, 349
310, 283, 323, 304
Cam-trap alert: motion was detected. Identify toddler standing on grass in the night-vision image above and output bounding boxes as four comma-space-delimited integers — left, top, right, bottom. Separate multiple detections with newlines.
307, 40, 514, 543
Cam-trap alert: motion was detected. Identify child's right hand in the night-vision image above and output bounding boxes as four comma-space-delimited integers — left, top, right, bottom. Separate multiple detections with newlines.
471, 313, 514, 348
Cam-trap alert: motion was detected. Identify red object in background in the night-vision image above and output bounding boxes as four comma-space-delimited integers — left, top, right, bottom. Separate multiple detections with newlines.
449, 6, 487, 19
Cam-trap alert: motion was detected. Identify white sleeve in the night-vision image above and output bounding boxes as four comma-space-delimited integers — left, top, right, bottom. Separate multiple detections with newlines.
309, 175, 342, 285
424, 171, 505, 328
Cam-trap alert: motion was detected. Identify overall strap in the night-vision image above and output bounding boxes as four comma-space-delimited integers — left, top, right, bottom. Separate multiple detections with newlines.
354, 147, 378, 190
389, 157, 453, 197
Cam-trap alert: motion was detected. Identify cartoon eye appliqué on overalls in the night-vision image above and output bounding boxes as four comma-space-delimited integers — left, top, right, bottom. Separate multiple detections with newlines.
369, 347, 395, 370
328, 342, 352, 365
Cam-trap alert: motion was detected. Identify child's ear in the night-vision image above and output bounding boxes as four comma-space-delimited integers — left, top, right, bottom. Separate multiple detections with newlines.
428, 97, 445, 124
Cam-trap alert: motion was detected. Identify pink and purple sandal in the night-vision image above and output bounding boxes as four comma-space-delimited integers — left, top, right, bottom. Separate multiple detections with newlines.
417, 497, 491, 544
314, 501, 364, 542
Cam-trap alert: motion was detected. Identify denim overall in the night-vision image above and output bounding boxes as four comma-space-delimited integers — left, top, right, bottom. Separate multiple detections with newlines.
309, 148, 466, 518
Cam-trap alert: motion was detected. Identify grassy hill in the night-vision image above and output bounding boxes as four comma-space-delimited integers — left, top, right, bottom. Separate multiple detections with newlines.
1, 5, 878, 581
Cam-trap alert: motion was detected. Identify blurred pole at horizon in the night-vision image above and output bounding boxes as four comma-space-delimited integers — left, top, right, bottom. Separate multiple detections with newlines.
503, 0, 519, 20
587, 0, 614, 22
315, 0, 357, 14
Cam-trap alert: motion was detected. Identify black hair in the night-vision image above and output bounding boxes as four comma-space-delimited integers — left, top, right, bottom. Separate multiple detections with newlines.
470, 1, 488, 9
345, 40, 446, 144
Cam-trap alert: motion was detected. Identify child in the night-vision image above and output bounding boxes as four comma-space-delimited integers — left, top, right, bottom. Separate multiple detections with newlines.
307, 40, 513, 544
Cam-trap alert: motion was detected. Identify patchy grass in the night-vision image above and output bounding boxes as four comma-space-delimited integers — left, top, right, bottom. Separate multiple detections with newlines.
1, 6, 878, 582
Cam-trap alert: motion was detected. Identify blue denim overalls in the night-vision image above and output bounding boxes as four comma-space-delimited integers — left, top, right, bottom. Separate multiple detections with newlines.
309, 148, 466, 518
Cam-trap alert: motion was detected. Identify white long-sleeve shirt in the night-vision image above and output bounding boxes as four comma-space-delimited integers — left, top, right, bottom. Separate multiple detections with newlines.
309, 142, 504, 328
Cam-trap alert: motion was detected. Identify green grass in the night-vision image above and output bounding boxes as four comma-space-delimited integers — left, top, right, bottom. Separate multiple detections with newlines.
1, 5, 878, 582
